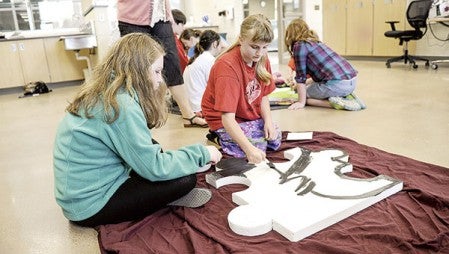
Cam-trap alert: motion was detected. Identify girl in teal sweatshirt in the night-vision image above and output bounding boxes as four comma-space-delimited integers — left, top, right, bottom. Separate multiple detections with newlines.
53, 33, 222, 227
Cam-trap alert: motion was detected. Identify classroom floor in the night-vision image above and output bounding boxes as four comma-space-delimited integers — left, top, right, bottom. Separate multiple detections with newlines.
0, 59, 448, 253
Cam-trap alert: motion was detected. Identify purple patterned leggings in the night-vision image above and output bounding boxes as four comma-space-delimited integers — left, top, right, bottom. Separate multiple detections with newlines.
215, 119, 282, 158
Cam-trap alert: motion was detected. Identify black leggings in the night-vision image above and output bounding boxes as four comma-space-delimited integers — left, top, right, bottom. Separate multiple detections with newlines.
73, 172, 196, 227
118, 20, 184, 86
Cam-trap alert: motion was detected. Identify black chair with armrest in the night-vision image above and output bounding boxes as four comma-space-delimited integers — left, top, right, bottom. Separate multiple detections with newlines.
384, 0, 432, 69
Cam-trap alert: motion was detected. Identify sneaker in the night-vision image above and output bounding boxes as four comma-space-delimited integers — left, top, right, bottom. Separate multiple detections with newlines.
206, 131, 221, 149
346, 93, 367, 109
168, 188, 212, 208
329, 96, 362, 111
328, 97, 345, 110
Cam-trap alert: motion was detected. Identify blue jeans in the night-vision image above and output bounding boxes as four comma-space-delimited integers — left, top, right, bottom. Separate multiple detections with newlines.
307, 76, 357, 99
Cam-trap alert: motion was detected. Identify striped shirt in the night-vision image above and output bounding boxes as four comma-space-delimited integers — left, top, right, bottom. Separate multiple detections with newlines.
293, 41, 357, 84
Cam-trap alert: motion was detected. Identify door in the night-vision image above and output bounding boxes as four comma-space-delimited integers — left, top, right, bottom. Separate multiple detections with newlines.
18, 39, 51, 83
276, 0, 303, 64
346, 0, 374, 56
0, 41, 25, 88
322, 0, 347, 55
372, 0, 407, 56
44, 37, 85, 83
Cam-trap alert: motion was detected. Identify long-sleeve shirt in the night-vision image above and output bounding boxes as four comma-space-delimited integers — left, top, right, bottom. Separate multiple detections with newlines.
53, 90, 210, 221
293, 41, 357, 84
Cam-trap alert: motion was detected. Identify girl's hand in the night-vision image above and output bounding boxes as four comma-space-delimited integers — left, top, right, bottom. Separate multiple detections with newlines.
288, 101, 306, 110
264, 122, 277, 141
205, 145, 222, 164
288, 82, 307, 110
245, 146, 266, 164
286, 76, 296, 88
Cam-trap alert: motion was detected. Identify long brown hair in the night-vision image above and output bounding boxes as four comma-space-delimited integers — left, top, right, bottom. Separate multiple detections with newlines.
188, 29, 220, 65
220, 14, 274, 85
180, 28, 201, 49
284, 18, 320, 56
66, 33, 168, 129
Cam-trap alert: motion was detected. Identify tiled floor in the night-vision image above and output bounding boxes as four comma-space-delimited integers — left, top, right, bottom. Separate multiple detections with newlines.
0, 59, 448, 253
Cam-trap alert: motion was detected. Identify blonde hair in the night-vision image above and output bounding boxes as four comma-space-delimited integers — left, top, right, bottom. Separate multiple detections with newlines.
284, 18, 320, 56
222, 14, 274, 85
67, 33, 168, 129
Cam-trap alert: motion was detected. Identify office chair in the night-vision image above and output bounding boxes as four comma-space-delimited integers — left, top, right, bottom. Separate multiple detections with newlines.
384, 0, 432, 69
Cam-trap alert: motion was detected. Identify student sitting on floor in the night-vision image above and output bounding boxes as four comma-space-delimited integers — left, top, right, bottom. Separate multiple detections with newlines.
180, 28, 201, 58
284, 18, 366, 111
53, 33, 222, 227
183, 30, 224, 118
201, 14, 282, 164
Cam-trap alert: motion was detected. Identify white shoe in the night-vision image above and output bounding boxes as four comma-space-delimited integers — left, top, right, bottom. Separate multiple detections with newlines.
347, 93, 367, 109
329, 96, 362, 111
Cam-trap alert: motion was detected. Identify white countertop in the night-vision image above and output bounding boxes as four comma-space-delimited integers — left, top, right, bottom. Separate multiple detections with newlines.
1, 28, 89, 41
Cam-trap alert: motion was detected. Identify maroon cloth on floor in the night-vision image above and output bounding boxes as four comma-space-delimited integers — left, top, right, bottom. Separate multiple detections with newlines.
96, 131, 449, 254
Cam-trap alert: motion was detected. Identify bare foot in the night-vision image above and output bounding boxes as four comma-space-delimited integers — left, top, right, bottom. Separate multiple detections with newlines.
194, 111, 203, 118
192, 116, 207, 126
183, 115, 208, 128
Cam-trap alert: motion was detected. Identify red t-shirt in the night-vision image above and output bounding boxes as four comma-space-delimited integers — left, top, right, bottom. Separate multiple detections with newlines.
175, 35, 188, 73
201, 46, 275, 131
288, 57, 295, 71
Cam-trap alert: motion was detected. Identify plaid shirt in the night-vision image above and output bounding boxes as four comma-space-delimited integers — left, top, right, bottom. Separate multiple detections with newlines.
293, 41, 357, 84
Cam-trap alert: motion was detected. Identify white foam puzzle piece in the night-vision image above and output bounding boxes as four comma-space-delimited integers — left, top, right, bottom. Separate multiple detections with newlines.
206, 147, 403, 242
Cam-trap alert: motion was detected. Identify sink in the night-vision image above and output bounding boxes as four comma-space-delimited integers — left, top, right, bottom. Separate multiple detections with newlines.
60, 35, 97, 51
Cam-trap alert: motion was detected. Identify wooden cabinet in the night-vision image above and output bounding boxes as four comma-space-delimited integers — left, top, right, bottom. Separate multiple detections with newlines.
43, 37, 86, 83
0, 39, 50, 89
19, 39, 51, 84
0, 37, 86, 89
323, 0, 407, 57
372, 0, 407, 56
322, 0, 347, 55
346, 0, 373, 56
0, 41, 25, 88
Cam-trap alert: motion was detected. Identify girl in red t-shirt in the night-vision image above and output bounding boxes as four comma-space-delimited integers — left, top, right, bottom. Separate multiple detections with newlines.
201, 14, 281, 164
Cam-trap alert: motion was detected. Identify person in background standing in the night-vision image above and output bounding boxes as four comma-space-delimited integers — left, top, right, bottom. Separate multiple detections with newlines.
117, 0, 208, 127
